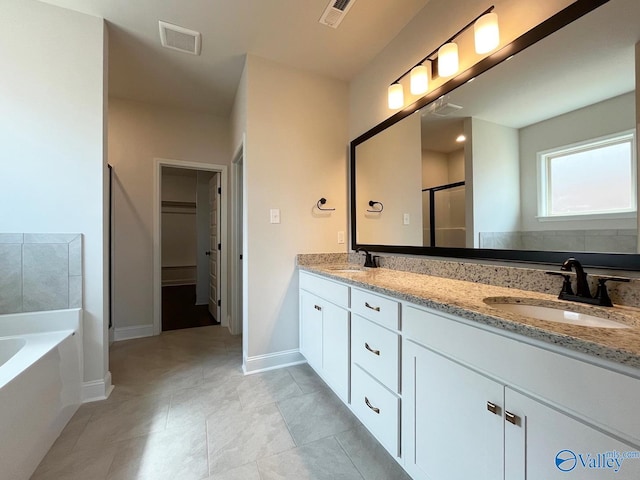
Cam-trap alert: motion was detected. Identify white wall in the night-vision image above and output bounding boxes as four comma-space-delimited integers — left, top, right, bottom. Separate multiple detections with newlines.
236, 54, 349, 372
520, 92, 636, 232
356, 111, 423, 246
108, 98, 230, 330
0, 0, 108, 394
349, 0, 574, 139
468, 118, 520, 247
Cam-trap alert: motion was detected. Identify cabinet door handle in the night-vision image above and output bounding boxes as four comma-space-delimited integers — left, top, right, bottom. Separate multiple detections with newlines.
364, 342, 381, 356
314, 305, 322, 311
505, 411, 519, 426
486, 401, 499, 415
365, 397, 380, 414
365, 302, 380, 312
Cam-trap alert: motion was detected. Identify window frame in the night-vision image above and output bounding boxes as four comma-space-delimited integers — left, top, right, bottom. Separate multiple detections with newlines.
536, 129, 637, 221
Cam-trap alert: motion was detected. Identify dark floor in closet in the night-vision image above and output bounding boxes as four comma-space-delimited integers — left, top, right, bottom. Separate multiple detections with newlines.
162, 284, 219, 331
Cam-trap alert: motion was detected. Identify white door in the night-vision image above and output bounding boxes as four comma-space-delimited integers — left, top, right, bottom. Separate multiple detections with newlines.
403, 341, 504, 480
505, 388, 640, 479
299, 291, 323, 371
208, 174, 221, 321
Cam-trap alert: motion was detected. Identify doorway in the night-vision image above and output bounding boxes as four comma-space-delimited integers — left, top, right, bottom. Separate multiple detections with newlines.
153, 159, 228, 335
230, 140, 244, 337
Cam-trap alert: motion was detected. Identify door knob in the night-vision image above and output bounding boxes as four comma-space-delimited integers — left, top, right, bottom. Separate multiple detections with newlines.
205, 251, 211, 256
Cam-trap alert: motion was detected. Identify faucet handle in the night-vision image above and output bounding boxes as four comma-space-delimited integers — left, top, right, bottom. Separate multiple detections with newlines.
546, 271, 574, 296
594, 276, 630, 307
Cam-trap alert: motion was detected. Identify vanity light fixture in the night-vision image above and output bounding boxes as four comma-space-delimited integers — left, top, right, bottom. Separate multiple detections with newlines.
388, 83, 404, 109
410, 64, 429, 95
474, 12, 500, 54
438, 43, 459, 77
387, 6, 498, 109
456, 134, 466, 143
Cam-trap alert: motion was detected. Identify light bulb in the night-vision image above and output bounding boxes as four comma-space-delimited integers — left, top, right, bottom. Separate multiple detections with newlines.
410, 64, 429, 95
438, 43, 459, 77
388, 83, 404, 109
474, 12, 500, 54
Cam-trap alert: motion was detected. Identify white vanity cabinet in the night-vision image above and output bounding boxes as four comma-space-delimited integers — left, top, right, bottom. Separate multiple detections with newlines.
402, 304, 640, 480
299, 271, 350, 402
350, 288, 402, 457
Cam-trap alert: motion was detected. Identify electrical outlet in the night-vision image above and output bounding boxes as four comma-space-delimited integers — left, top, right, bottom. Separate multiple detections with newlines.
270, 208, 280, 224
338, 231, 345, 244
403, 213, 410, 225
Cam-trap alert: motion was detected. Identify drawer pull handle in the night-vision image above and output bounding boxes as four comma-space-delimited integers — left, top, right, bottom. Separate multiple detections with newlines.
314, 305, 322, 311
365, 397, 380, 414
486, 401, 499, 415
505, 411, 519, 426
364, 342, 380, 356
365, 302, 380, 312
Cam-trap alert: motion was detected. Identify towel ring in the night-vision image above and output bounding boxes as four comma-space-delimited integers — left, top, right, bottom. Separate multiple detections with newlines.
367, 200, 384, 213
316, 198, 335, 211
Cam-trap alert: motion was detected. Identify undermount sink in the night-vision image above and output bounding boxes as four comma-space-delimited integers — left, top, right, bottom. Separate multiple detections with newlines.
484, 299, 631, 329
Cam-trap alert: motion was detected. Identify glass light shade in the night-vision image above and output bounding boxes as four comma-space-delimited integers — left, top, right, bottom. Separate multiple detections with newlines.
410, 65, 429, 95
438, 43, 459, 77
474, 12, 500, 54
388, 83, 404, 109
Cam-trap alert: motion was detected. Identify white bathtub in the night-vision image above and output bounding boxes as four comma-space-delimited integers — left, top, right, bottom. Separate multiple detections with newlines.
0, 308, 83, 480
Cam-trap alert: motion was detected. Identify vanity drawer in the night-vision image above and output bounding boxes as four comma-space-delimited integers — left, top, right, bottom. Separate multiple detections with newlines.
352, 314, 400, 393
351, 364, 400, 457
351, 288, 399, 330
299, 271, 349, 308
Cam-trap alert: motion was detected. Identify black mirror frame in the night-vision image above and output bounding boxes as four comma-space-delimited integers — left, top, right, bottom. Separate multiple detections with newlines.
349, 0, 640, 270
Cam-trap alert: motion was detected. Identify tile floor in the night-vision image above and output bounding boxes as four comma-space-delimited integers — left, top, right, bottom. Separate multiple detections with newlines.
31, 326, 411, 480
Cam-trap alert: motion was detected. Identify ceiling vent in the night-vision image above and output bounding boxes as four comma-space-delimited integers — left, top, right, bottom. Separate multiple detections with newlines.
159, 21, 201, 55
426, 97, 463, 117
319, 0, 356, 29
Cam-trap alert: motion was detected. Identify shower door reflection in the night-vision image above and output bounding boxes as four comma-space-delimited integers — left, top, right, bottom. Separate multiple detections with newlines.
422, 182, 466, 247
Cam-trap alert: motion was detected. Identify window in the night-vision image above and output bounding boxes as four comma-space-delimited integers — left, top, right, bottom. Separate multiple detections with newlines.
537, 130, 636, 219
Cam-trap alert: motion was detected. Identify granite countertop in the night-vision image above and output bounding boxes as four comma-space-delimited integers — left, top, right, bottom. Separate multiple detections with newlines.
299, 263, 640, 371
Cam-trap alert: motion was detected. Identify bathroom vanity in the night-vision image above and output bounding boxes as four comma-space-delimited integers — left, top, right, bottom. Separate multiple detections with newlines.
298, 264, 640, 479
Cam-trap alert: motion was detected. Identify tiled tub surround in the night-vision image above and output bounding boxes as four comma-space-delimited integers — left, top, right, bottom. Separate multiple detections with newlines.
297, 255, 640, 371
479, 229, 638, 253
0, 233, 82, 314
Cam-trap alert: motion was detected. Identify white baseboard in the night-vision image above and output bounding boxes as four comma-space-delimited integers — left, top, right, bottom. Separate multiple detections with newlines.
82, 371, 114, 403
114, 324, 154, 341
243, 349, 305, 375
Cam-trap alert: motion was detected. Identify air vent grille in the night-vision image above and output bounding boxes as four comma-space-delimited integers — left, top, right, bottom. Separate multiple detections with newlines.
159, 21, 201, 55
319, 0, 356, 28
333, 0, 351, 11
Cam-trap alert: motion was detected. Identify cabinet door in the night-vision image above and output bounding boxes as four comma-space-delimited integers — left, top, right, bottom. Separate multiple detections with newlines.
403, 340, 504, 480
505, 388, 640, 480
321, 302, 349, 402
299, 291, 323, 371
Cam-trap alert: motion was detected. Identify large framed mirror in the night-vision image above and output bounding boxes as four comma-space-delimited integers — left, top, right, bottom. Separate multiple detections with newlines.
350, 0, 640, 269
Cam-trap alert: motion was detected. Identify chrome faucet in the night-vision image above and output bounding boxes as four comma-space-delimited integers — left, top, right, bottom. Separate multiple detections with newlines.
356, 248, 378, 268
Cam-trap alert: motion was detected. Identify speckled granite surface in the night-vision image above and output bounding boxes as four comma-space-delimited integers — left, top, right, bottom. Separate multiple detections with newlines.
297, 259, 640, 371
327, 253, 640, 308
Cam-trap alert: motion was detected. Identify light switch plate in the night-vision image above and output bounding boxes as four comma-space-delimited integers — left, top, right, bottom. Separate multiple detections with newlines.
403, 213, 410, 225
270, 208, 281, 224
338, 231, 345, 244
